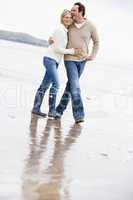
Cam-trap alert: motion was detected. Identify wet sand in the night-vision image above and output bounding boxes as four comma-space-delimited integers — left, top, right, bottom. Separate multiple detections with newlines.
0, 40, 133, 200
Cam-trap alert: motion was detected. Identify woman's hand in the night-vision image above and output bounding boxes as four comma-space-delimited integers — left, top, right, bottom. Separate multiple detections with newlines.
74, 48, 83, 56
48, 37, 54, 45
74, 48, 88, 59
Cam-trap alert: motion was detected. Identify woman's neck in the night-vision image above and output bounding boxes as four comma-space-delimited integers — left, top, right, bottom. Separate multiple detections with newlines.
63, 24, 69, 29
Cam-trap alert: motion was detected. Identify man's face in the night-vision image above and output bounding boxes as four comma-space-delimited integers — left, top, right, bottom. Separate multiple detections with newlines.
71, 5, 79, 21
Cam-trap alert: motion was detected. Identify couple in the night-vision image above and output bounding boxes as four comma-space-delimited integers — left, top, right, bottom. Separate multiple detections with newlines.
32, 2, 99, 123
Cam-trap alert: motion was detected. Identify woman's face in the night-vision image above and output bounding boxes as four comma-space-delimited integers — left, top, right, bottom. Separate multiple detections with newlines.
62, 13, 73, 27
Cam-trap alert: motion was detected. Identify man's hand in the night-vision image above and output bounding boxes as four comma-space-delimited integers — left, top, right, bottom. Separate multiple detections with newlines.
48, 37, 54, 45
86, 55, 93, 61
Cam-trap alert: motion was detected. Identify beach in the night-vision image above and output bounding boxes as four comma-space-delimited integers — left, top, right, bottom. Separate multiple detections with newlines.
0, 40, 133, 200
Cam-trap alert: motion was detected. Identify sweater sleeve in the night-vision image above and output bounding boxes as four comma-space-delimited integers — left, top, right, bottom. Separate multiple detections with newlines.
52, 29, 75, 55
90, 24, 100, 59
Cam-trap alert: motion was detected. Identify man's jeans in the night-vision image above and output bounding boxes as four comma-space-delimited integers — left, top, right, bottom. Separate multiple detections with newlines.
32, 57, 59, 115
56, 60, 86, 121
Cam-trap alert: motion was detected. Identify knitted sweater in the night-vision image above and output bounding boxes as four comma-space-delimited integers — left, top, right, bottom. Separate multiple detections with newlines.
64, 20, 99, 61
44, 24, 74, 63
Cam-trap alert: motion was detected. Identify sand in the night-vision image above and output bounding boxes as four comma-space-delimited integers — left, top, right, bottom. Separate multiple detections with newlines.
0, 40, 133, 200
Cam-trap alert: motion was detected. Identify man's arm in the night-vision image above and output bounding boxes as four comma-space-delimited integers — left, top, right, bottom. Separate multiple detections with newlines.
86, 24, 99, 61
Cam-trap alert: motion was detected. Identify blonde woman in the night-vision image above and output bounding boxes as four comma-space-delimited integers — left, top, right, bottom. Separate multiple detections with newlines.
32, 10, 82, 118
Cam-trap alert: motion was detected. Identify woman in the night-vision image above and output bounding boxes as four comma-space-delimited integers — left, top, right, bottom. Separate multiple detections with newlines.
32, 10, 82, 118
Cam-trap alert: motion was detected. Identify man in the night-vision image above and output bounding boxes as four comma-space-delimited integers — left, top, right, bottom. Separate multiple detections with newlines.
55, 2, 99, 123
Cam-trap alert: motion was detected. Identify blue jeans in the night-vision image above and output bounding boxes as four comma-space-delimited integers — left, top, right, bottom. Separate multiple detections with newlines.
56, 60, 86, 121
32, 57, 59, 115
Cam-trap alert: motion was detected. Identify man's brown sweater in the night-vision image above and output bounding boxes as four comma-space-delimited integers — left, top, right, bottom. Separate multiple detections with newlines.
64, 19, 99, 61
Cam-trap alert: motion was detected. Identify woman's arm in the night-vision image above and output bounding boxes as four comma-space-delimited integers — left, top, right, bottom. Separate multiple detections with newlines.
52, 29, 75, 55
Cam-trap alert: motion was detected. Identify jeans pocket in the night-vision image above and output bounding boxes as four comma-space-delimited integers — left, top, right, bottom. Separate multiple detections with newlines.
43, 56, 48, 67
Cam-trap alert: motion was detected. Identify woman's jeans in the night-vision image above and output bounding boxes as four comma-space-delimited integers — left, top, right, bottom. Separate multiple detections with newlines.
32, 57, 59, 115
56, 60, 86, 121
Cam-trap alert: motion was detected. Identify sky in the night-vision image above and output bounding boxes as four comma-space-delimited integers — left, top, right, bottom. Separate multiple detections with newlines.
0, 0, 133, 65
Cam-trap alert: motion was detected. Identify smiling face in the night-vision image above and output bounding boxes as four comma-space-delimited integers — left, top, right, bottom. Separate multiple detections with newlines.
61, 12, 73, 28
71, 5, 79, 19
71, 5, 82, 21
71, 3, 86, 22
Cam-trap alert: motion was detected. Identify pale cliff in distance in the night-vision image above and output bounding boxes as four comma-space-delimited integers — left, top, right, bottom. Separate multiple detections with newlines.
0, 30, 48, 47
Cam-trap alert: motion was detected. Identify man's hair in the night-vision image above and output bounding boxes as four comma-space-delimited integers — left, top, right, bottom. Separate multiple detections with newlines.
74, 2, 86, 17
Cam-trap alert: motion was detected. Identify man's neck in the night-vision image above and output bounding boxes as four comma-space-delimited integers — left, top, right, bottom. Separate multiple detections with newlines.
75, 17, 85, 24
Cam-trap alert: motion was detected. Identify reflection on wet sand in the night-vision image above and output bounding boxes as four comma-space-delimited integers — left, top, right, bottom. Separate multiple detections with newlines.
22, 115, 82, 200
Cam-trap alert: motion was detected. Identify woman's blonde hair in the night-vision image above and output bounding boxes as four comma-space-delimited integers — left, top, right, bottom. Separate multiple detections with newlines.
60, 9, 72, 24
